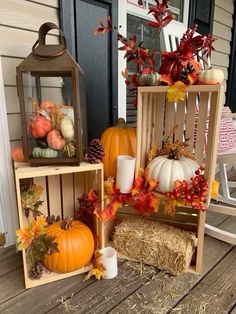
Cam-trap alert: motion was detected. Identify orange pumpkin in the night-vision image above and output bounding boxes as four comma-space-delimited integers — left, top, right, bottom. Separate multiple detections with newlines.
100, 118, 136, 179
11, 146, 25, 162
43, 218, 94, 273
28, 115, 52, 138
47, 129, 66, 150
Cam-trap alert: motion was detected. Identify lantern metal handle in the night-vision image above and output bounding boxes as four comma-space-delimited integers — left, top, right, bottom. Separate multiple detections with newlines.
32, 22, 67, 58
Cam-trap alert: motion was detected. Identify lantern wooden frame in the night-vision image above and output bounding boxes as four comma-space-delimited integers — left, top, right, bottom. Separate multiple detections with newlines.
16, 23, 85, 166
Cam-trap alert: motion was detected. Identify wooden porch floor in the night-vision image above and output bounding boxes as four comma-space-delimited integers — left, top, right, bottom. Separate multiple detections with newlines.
0, 212, 236, 314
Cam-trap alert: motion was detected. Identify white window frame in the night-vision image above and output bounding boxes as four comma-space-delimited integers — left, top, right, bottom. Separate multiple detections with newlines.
0, 55, 19, 247
118, 0, 189, 119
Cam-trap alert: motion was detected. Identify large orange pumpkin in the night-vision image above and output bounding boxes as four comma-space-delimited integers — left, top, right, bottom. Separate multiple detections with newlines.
100, 118, 136, 179
43, 218, 94, 273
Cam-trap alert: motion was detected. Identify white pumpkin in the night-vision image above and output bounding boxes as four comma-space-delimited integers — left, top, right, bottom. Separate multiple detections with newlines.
60, 116, 74, 140
147, 155, 199, 193
198, 68, 224, 85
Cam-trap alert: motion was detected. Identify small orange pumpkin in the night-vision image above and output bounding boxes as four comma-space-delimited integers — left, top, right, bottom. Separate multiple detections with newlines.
28, 115, 52, 138
11, 146, 25, 162
43, 218, 94, 273
47, 129, 66, 150
100, 118, 136, 179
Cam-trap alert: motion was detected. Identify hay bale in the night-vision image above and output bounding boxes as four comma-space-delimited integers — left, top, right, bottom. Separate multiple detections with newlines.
113, 217, 197, 275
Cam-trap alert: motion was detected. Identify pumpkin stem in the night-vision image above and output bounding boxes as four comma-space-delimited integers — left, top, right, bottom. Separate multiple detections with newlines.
116, 118, 127, 128
168, 149, 179, 160
61, 217, 73, 230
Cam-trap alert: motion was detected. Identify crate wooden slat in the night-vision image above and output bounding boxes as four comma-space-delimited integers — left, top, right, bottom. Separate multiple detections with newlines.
14, 162, 104, 288
134, 85, 224, 273
102, 85, 224, 273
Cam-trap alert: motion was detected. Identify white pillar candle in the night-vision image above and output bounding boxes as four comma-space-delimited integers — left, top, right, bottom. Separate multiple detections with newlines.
116, 155, 135, 193
99, 247, 118, 279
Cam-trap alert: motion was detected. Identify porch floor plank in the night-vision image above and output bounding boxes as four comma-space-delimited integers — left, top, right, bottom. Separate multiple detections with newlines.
47, 261, 156, 314
0, 212, 235, 314
169, 247, 236, 314
109, 234, 232, 314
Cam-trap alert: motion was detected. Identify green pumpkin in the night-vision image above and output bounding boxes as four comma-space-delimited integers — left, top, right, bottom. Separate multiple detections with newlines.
138, 72, 160, 86
32, 147, 58, 158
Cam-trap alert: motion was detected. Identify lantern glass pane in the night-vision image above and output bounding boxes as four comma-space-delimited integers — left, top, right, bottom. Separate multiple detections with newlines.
22, 71, 77, 160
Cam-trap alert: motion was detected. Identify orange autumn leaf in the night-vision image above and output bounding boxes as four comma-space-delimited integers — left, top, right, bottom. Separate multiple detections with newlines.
87, 189, 98, 202
147, 178, 158, 191
160, 74, 173, 86
121, 67, 129, 80
104, 177, 116, 196
94, 200, 122, 222
147, 144, 158, 162
16, 228, 34, 250
31, 215, 47, 237
132, 169, 146, 195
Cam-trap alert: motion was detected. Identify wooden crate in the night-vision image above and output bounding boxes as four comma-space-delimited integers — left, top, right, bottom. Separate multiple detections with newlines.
101, 85, 224, 273
14, 162, 104, 288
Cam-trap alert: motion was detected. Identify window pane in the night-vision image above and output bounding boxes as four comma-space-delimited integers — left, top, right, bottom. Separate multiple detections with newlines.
148, 0, 185, 22
127, 14, 142, 73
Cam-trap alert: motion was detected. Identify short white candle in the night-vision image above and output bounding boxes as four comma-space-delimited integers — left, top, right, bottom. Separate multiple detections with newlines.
99, 247, 118, 279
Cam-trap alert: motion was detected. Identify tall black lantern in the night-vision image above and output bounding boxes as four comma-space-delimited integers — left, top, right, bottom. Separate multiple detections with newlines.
16, 23, 87, 165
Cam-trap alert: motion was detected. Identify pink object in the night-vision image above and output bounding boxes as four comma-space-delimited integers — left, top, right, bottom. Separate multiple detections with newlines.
217, 107, 236, 152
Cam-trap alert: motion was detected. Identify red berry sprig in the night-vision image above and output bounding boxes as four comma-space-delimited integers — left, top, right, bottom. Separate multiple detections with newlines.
165, 165, 208, 211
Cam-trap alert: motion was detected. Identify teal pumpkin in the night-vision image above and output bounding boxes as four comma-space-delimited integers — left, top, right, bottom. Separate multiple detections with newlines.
32, 147, 58, 158
138, 72, 160, 86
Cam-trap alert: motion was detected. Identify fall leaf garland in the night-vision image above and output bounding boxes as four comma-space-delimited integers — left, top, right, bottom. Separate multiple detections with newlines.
88, 170, 160, 222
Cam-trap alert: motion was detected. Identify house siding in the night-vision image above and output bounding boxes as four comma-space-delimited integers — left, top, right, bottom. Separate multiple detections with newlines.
0, 0, 59, 147
211, 0, 234, 103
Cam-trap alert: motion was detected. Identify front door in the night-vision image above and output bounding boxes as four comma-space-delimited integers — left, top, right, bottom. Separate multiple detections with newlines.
60, 0, 118, 140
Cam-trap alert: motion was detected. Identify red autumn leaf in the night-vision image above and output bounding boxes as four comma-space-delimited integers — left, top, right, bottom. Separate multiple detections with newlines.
142, 67, 152, 74
134, 192, 159, 215
95, 16, 113, 34
148, 21, 160, 28
161, 14, 174, 28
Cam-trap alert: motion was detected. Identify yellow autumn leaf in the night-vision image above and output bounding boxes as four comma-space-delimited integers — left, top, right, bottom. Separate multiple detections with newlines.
211, 180, 219, 201
167, 81, 187, 103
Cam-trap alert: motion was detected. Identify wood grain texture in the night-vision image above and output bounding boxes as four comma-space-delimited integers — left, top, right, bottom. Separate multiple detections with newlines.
0, 212, 234, 313
214, 6, 233, 28
211, 50, 230, 67
4, 86, 20, 114
7, 113, 22, 141
0, 248, 22, 276
0, 267, 25, 305
47, 261, 155, 314
0, 269, 96, 314
170, 247, 236, 314
27, 0, 59, 8
211, 38, 230, 56
215, 0, 234, 13
213, 21, 232, 41
0, 0, 58, 32
110, 234, 232, 314
0, 26, 58, 58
